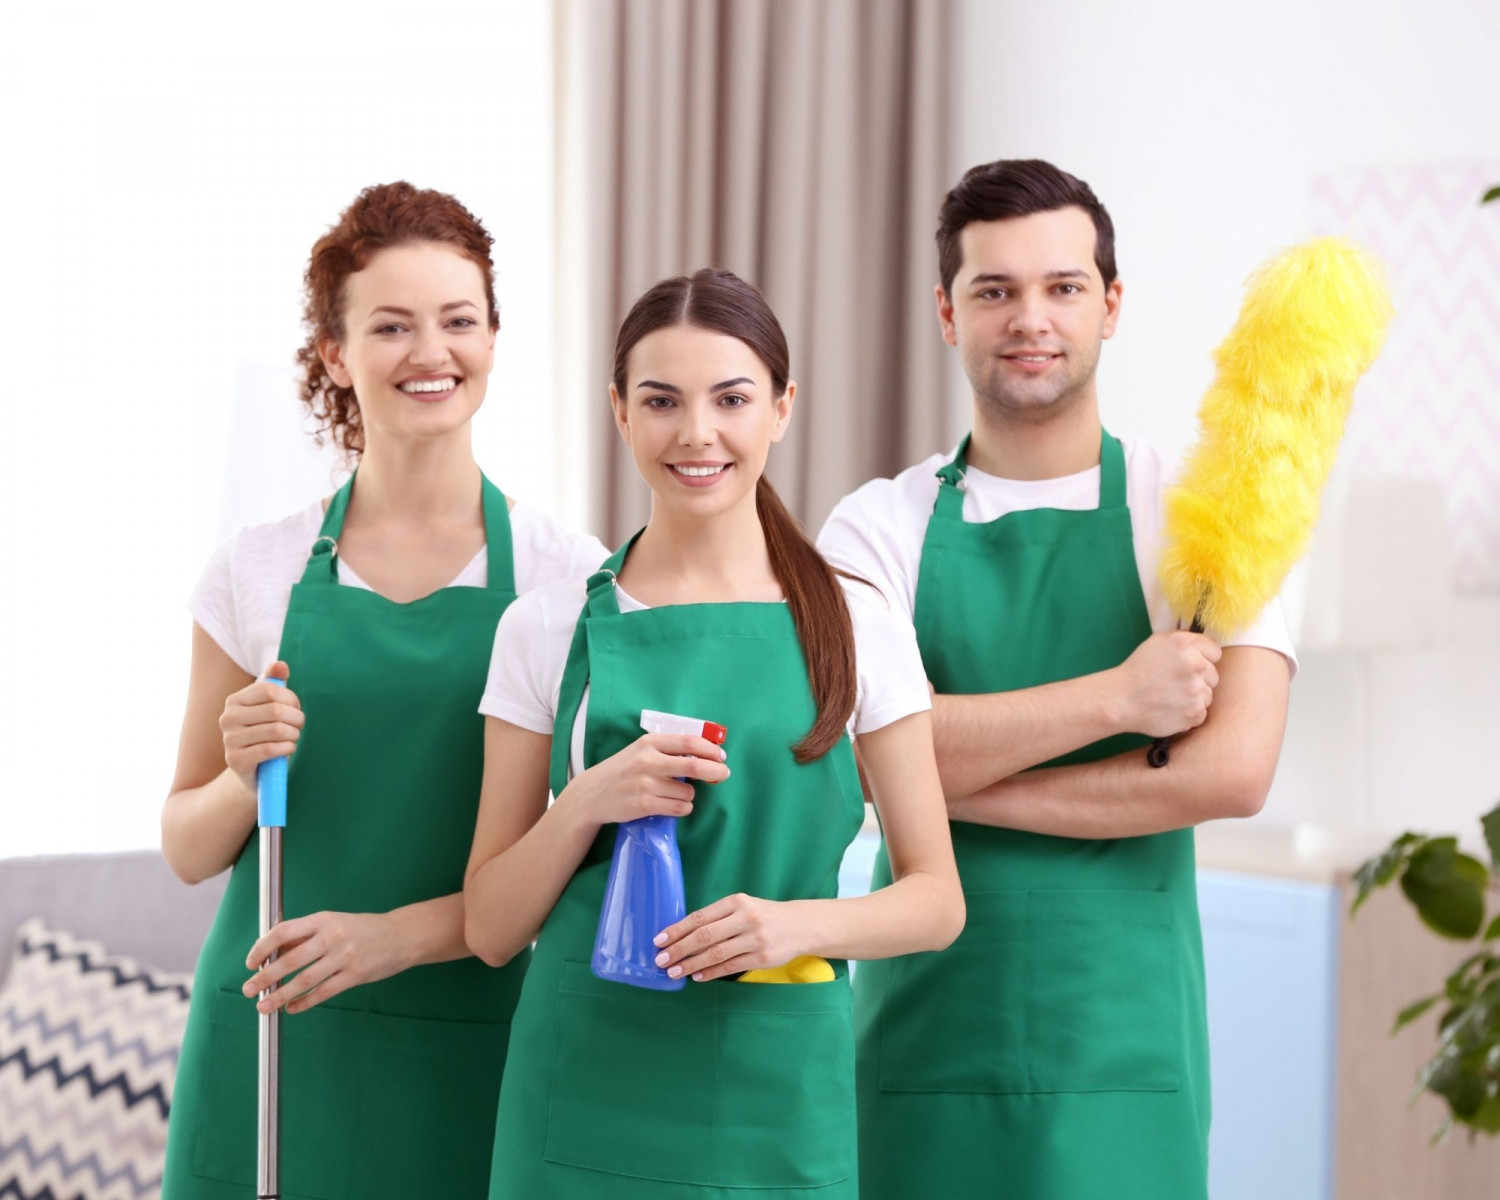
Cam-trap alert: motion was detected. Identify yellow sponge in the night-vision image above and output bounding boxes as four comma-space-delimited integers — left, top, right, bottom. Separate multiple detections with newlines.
738, 955, 835, 984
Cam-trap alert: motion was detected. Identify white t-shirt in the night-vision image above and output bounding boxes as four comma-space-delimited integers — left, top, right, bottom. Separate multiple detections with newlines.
479, 576, 932, 778
815, 438, 1298, 674
189, 499, 610, 676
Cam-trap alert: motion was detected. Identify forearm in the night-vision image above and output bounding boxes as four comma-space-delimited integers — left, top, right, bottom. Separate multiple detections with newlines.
951, 746, 1236, 839
384, 893, 471, 967
932, 671, 1124, 799
464, 797, 599, 967
790, 871, 964, 961
161, 769, 258, 884
950, 645, 1289, 839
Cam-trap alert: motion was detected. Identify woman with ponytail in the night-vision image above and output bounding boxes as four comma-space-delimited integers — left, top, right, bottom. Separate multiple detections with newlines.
465, 268, 963, 1199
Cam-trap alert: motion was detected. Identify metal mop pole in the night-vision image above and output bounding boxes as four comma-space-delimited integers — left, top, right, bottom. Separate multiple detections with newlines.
257, 678, 289, 1200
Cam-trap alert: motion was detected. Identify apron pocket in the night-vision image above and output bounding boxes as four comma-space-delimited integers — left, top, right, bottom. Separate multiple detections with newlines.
544, 960, 855, 1189
347, 1009, 510, 1197
189, 987, 360, 1199
1025, 888, 1181, 1094
877, 889, 1028, 1094
711, 973, 855, 1189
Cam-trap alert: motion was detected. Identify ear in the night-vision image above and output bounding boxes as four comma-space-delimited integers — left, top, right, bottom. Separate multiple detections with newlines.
936, 284, 958, 348
769, 379, 796, 444
609, 383, 632, 446
483, 321, 497, 373
1102, 277, 1123, 340
320, 336, 353, 389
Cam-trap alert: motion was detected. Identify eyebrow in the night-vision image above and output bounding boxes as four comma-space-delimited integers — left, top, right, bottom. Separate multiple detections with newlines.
635, 377, 756, 393
369, 301, 480, 318
970, 270, 1091, 286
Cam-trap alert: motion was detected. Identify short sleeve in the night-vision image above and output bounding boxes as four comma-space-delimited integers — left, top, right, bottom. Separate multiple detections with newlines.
847, 584, 931, 736
817, 481, 923, 623
479, 585, 582, 733
509, 503, 610, 596
187, 534, 253, 674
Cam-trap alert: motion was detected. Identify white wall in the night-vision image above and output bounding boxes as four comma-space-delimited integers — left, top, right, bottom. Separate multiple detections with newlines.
0, 2, 557, 856
956, 0, 1500, 839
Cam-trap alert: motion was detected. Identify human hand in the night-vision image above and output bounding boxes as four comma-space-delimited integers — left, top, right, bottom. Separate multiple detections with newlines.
242, 910, 406, 1015
1110, 631, 1222, 738
558, 733, 729, 829
219, 661, 303, 795
652, 893, 813, 983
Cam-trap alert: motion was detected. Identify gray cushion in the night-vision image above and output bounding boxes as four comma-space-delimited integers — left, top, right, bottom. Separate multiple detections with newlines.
0, 852, 226, 980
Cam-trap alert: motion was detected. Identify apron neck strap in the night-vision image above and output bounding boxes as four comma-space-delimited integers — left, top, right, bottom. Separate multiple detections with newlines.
1098, 428, 1127, 510
933, 429, 1127, 516
480, 475, 516, 593
932, 435, 971, 519
581, 534, 638, 618
299, 470, 519, 589
548, 536, 633, 797
298, 474, 355, 584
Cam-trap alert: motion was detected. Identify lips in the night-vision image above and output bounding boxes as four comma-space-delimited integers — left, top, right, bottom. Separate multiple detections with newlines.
397, 375, 461, 402
668, 461, 733, 488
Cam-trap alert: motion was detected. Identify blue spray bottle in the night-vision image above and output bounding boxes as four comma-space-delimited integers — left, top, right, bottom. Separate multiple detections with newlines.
591, 709, 728, 990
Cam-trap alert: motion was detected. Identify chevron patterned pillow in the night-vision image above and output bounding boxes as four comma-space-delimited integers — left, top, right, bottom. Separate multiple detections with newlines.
0, 919, 191, 1200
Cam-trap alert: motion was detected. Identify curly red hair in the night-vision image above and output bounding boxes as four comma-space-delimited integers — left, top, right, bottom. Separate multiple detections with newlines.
296, 181, 499, 456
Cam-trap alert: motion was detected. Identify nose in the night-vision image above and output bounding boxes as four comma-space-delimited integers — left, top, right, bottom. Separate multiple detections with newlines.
408, 323, 451, 369
678, 399, 717, 447
1007, 291, 1052, 340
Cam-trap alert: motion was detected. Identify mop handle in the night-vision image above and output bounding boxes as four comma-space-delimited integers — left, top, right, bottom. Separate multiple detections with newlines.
257, 676, 286, 1200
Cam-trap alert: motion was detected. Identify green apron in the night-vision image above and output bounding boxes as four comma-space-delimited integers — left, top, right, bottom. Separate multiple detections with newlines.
486, 538, 866, 1199
164, 475, 529, 1200
854, 431, 1210, 1200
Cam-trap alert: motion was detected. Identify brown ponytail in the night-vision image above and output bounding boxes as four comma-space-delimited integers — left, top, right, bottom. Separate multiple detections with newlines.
614, 269, 858, 762
755, 477, 859, 763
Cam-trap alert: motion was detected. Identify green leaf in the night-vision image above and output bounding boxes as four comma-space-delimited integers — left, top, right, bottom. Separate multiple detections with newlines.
1426, 1054, 1487, 1116
1401, 838, 1489, 938
1468, 1095, 1500, 1134
1483, 186, 1500, 205
1395, 994, 1442, 1031
1352, 833, 1424, 914
1482, 801, 1500, 869
1486, 916, 1500, 941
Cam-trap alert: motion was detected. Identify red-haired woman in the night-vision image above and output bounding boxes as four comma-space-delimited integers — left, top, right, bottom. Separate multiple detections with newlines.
160, 182, 606, 1198
464, 269, 965, 1199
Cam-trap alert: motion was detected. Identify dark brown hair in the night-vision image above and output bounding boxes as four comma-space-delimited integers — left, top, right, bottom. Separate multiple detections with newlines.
296, 181, 500, 456
612, 269, 856, 764
937, 159, 1117, 295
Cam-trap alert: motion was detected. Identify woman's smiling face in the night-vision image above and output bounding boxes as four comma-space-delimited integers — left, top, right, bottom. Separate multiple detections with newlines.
612, 323, 794, 518
320, 242, 496, 447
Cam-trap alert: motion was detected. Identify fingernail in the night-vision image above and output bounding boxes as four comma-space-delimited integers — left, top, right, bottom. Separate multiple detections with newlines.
668, 966, 682, 978
719, 749, 727, 761
692, 972, 704, 982
655, 951, 669, 966
724, 767, 731, 777
652, 933, 667, 947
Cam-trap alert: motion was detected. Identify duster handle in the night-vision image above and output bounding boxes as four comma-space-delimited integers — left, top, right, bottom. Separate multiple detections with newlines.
1146, 616, 1205, 768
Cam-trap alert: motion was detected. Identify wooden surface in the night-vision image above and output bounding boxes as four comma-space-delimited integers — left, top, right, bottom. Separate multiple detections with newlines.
1335, 879, 1500, 1200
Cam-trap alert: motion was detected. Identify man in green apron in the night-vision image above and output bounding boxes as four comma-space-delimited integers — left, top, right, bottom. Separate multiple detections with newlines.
818, 159, 1296, 1199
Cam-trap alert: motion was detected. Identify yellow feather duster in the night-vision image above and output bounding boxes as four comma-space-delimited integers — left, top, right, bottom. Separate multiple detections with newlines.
1158, 237, 1394, 639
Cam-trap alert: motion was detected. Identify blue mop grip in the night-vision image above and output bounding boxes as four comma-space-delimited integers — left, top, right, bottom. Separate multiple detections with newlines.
256, 677, 288, 829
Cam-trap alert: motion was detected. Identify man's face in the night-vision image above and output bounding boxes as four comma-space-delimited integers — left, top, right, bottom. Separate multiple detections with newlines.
937, 207, 1122, 422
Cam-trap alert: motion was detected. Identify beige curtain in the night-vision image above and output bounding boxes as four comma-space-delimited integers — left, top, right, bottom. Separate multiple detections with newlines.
556, 0, 957, 544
